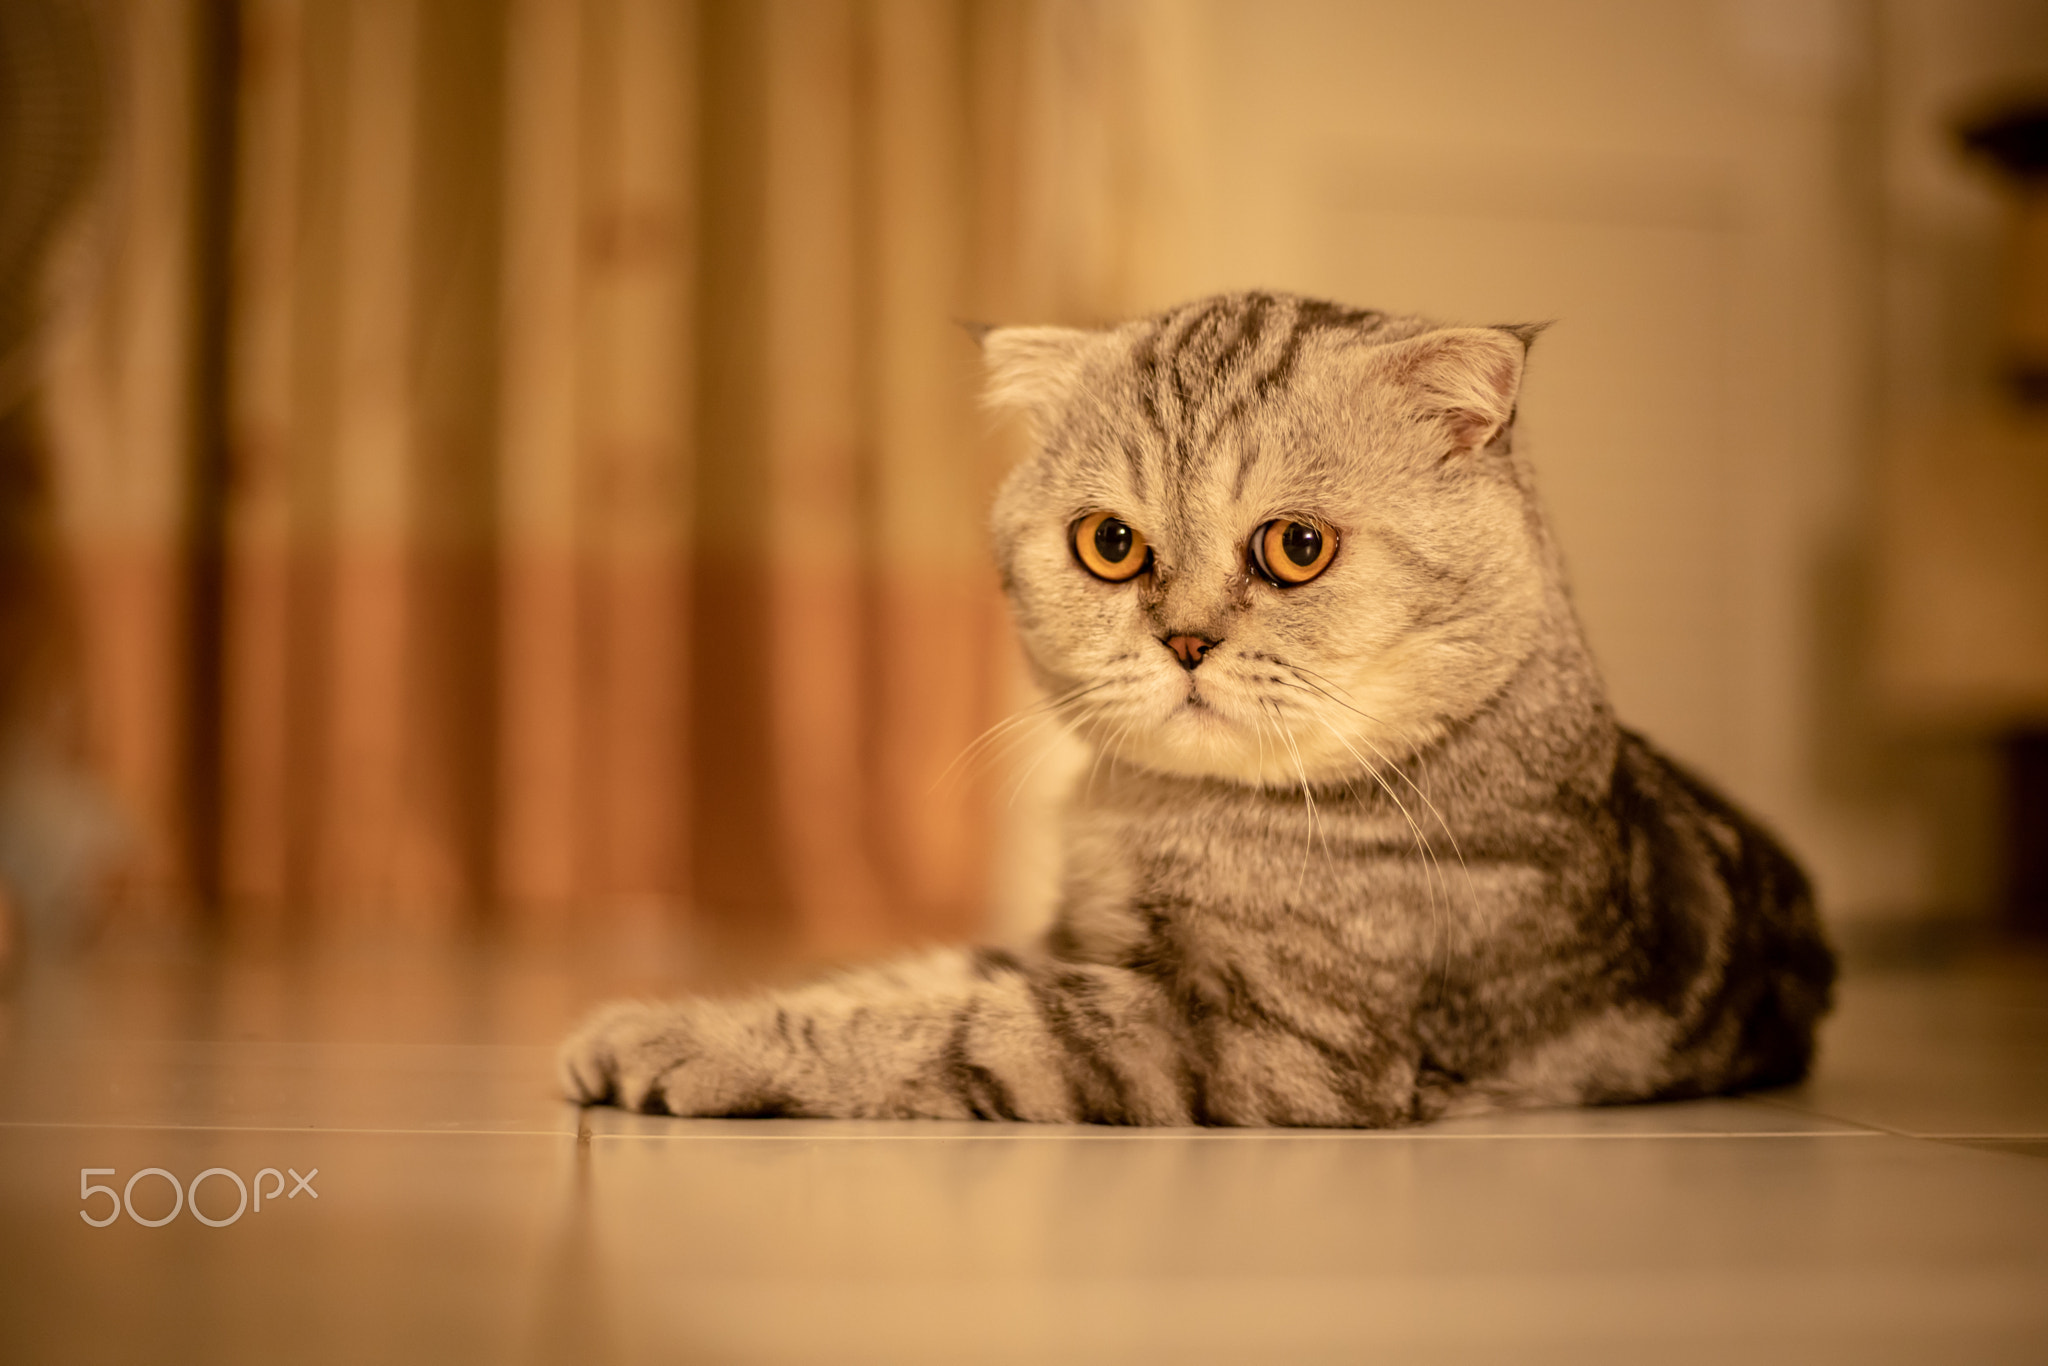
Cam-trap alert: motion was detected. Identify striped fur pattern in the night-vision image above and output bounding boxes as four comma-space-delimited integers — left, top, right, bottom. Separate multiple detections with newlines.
560, 291, 1835, 1126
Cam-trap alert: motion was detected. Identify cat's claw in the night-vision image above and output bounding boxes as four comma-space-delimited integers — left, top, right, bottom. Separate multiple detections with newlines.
558, 1000, 690, 1111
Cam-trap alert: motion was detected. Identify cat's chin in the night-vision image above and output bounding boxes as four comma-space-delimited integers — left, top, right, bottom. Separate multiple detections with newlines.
1114, 703, 1356, 789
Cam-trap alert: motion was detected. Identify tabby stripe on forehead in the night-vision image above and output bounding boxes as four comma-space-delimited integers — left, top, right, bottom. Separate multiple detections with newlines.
1148, 299, 1236, 473
1210, 292, 1273, 380
1253, 305, 1313, 402
1165, 302, 1219, 455
1231, 442, 1260, 501
1231, 301, 1391, 495
1142, 300, 1221, 471
1188, 295, 1276, 465
1130, 328, 1167, 443
1262, 299, 1386, 402
1134, 296, 1303, 477
1220, 301, 1308, 490
1122, 441, 1147, 499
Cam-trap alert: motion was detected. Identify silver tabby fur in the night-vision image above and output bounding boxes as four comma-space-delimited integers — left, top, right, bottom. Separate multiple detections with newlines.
560, 291, 1836, 1127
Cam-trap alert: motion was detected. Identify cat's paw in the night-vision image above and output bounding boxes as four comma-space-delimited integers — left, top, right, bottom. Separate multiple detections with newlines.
558, 1000, 701, 1112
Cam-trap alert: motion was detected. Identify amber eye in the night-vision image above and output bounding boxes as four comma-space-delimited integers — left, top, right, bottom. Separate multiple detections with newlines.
1072, 511, 1150, 582
1250, 518, 1337, 586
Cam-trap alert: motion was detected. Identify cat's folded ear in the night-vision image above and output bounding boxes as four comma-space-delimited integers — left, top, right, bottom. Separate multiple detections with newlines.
1374, 325, 1540, 452
976, 325, 1092, 424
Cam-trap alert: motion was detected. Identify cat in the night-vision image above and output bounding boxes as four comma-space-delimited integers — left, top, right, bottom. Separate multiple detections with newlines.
559, 291, 1836, 1127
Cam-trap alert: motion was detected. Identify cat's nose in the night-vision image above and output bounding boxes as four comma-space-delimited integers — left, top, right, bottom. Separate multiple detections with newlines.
1162, 633, 1220, 670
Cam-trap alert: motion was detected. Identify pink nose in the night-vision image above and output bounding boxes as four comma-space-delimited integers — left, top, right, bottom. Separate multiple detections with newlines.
1163, 634, 1219, 670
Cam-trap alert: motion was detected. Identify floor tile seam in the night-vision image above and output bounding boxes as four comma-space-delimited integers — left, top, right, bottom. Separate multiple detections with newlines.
0, 1119, 577, 1138
1742, 1093, 1909, 1138
1747, 1096, 2048, 1143
1921, 1132, 2048, 1141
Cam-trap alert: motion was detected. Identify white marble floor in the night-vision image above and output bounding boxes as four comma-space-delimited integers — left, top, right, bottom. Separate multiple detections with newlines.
1, 943, 2043, 1364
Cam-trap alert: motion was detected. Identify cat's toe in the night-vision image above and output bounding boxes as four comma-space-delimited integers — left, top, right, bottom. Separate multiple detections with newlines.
632, 1082, 674, 1115
558, 1000, 673, 1107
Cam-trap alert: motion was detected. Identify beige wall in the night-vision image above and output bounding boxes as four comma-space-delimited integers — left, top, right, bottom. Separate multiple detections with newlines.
996, 0, 2047, 932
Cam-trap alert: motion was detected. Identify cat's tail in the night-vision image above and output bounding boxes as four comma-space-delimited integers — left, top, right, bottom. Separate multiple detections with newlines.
1615, 729, 1839, 1096
1725, 873, 1837, 1090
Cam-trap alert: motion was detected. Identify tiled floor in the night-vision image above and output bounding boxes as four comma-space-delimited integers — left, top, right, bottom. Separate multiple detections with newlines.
1, 941, 2044, 1364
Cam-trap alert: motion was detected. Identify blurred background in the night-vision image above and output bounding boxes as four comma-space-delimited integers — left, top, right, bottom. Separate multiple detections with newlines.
2, 0, 2046, 981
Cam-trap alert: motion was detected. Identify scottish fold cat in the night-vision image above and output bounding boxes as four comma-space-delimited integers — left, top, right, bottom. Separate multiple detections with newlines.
560, 291, 1834, 1126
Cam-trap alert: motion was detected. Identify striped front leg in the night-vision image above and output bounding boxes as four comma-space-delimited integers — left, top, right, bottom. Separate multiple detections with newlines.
558, 948, 1197, 1124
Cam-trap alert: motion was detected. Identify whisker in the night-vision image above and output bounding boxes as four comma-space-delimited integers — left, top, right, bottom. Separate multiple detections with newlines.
958, 678, 1112, 759
932, 679, 1118, 794
1299, 707, 1453, 1001
1240, 697, 1260, 782
1272, 668, 1478, 908
1267, 680, 1452, 892
1261, 698, 1322, 894
999, 700, 1103, 811
1109, 707, 1140, 775
943, 707, 1069, 796
1085, 713, 1141, 804
1266, 671, 1461, 1008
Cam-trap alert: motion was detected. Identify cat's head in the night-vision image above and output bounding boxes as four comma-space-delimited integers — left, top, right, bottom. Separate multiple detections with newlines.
983, 292, 1557, 788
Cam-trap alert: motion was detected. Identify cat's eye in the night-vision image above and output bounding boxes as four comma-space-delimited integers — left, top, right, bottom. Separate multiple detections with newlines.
1250, 518, 1336, 586
1072, 510, 1150, 582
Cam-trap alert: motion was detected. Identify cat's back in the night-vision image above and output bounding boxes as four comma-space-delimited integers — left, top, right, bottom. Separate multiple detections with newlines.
1050, 726, 1837, 1116
1605, 729, 1837, 1094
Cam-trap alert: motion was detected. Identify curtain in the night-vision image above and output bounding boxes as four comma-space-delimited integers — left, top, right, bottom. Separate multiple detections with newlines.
35, 0, 1182, 954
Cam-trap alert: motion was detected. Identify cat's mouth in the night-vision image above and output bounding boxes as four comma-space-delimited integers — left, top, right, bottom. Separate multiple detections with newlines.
1167, 684, 1242, 733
